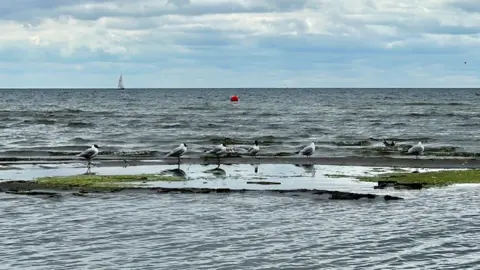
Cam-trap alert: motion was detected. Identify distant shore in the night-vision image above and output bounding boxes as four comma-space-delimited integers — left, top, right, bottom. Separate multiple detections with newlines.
0, 156, 477, 169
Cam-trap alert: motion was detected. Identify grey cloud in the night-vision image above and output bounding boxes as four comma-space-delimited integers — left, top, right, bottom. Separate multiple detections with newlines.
167, 0, 190, 7
60, 3, 272, 22
448, 0, 480, 13
2, 0, 313, 22
336, 12, 480, 40
0, 0, 126, 17
253, 34, 464, 55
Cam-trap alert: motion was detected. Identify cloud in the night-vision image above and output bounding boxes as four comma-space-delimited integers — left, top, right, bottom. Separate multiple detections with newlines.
0, 0, 479, 87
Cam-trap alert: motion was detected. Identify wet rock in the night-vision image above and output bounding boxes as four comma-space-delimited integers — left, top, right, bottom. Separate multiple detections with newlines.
6, 190, 61, 197
0, 180, 403, 201
72, 190, 88, 197
375, 180, 397, 189
384, 195, 403, 200
328, 191, 376, 200
374, 180, 424, 190
246, 181, 281, 185
394, 182, 424, 190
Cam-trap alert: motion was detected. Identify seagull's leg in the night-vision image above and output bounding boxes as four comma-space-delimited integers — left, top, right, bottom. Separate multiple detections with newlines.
414, 154, 420, 173
86, 159, 91, 174
216, 155, 220, 166
177, 157, 180, 169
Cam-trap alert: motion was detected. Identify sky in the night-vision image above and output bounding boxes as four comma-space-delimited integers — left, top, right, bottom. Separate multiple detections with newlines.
1, 0, 480, 88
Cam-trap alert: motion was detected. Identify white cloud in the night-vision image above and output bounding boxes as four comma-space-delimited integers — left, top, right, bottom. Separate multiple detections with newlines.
0, 0, 479, 87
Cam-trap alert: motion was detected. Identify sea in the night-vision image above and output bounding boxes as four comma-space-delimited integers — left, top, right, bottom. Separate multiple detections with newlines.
1, 88, 480, 269
0, 88, 479, 160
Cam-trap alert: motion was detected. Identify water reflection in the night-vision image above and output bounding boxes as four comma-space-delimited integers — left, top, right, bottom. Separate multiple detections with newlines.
160, 168, 187, 179
254, 164, 258, 174
294, 164, 316, 177
204, 167, 226, 178
198, 164, 317, 178
157, 163, 320, 180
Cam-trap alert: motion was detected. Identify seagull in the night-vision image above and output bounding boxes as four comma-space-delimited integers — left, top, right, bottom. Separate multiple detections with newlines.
77, 144, 99, 173
205, 143, 227, 166
165, 143, 188, 168
408, 141, 424, 173
383, 140, 395, 147
299, 142, 315, 158
407, 141, 424, 159
247, 140, 260, 158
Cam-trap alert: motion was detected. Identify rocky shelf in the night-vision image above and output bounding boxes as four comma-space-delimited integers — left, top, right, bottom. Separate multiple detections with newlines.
0, 180, 403, 201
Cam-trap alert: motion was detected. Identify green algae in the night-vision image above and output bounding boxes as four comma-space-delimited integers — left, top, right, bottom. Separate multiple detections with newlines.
358, 169, 480, 187
35, 174, 183, 189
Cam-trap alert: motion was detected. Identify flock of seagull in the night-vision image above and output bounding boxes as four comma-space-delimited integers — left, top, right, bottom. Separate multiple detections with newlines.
383, 140, 425, 157
76, 140, 425, 173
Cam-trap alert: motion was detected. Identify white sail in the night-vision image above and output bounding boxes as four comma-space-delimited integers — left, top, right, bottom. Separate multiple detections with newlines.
118, 74, 125, 89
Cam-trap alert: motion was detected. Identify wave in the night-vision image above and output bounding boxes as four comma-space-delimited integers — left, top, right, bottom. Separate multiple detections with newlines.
205, 135, 289, 145
402, 102, 469, 106
368, 137, 433, 143
22, 119, 57, 125
333, 140, 372, 146
0, 149, 161, 157
66, 122, 95, 128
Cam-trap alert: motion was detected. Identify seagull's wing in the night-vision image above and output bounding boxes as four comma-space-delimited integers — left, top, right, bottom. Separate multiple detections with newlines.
248, 145, 259, 154
408, 145, 423, 154
165, 146, 185, 157
78, 148, 97, 159
207, 145, 222, 154
300, 145, 313, 156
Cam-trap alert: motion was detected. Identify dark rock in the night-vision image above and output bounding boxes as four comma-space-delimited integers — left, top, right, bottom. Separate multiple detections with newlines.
6, 190, 61, 197
384, 195, 403, 200
329, 191, 376, 200
376, 180, 397, 189
375, 180, 425, 190
394, 182, 424, 190
246, 181, 281, 185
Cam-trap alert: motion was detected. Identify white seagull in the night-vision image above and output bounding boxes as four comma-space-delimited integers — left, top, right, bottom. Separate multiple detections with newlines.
247, 140, 260, 158
299, 142, 315, 158
205, 143, 227, 165
165, 143, 188, 168
408, 141, 424, 159
78, 144, 99, 173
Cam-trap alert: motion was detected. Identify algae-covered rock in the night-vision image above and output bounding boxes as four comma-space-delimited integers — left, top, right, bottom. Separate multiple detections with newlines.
358, 169, 480, 188
35, 174, 183, 189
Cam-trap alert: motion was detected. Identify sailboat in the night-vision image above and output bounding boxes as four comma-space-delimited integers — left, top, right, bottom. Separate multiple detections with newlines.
118, 74, 125, 90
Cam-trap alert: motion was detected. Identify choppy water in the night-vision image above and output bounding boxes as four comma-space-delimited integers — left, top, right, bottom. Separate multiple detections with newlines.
2, 88, 480, 269
0, 88, 480, 160
1, 186, 480, 269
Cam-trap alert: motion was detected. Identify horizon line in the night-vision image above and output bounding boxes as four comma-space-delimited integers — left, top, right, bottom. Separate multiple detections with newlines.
0, 87, 478, 90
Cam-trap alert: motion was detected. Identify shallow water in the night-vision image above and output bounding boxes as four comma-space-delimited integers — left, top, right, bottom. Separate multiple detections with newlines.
1, 88, 480, 160
0, 163, 410, 195
1, 176, 480, 269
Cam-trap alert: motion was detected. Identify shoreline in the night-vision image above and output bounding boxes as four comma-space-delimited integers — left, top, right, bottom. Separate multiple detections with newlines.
0, 156, 477, 169
0, 180, 403, 201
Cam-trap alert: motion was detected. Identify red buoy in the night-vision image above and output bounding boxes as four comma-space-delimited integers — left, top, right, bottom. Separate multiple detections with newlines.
230, 95, 239, 102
